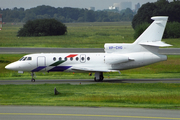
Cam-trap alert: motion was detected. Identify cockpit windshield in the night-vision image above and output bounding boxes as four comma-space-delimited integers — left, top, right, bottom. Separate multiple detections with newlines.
19, 57, 32, 61
23, 57, 27, 61
19, 57, 24, 61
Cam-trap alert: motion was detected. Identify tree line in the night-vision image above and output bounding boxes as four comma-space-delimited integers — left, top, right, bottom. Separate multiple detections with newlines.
0, 5, 134, 23
132, 0, 180, 29
132, 0, 180, 38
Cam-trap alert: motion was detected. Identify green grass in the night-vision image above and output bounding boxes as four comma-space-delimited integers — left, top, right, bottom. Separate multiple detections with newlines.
0, 83, 180, 109
0, 54, 180, 80
0, 22, 179, 48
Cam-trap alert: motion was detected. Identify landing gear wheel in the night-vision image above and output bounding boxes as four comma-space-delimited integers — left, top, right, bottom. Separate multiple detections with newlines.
31, 72, 36, 82
99, 75, 104, 81
94, 77, 97, 82
31, 78, 35, 82
94, 72, 104, 82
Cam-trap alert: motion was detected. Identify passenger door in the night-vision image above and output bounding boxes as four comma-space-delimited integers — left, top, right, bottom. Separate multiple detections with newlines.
37, 56, 46, 66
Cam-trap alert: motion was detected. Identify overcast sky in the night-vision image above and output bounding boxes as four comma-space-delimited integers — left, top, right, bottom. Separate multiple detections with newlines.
0, 0, 173, 10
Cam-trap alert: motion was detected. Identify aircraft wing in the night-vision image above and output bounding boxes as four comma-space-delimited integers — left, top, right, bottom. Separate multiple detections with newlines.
71, 66, 118, 73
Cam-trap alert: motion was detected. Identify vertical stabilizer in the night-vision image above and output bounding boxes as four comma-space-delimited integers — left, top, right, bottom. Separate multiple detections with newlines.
104, 16, 171, 54
134, 16, 171, 47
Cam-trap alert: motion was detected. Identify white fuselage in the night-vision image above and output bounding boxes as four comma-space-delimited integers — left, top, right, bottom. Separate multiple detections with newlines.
5, 52, 167, 73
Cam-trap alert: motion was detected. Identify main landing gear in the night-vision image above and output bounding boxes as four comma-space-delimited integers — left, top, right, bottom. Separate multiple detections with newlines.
31, 72, 35, 82
94, 72, 104, 82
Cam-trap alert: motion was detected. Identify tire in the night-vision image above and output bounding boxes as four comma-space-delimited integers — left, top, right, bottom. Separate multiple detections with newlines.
94, 77, 97, 82
99, 75, 104, 81
31, 79, 35, 82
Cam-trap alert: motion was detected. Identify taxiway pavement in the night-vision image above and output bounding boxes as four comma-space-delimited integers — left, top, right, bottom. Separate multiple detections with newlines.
0, 106, 179, 120
1, 79, 180, 85
0, 47, 180, 55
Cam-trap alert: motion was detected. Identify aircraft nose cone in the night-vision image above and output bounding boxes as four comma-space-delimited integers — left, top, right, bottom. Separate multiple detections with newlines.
5, 63, 14, 70
5, 64, 10, 69
5, 62, 19, 70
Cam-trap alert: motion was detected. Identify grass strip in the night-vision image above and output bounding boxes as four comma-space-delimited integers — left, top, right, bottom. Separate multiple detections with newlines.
0, 22, 179, 48
0, 83, 180, 109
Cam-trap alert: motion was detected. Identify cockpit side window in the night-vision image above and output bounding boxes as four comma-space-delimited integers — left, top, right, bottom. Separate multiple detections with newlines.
19, 57, 24, 61
27, 57, 32, 60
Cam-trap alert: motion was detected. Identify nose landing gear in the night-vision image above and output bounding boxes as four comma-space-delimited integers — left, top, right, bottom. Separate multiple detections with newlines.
31, 72, 35, 82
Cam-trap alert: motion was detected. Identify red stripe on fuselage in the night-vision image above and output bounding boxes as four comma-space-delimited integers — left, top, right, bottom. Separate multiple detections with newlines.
66, 54, 78, 58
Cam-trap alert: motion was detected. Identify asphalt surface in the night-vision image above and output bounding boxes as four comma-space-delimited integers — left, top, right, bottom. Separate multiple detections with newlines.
0, 47, 103, 54
1, 79, 180, 85
0, 106, 179, 120
0, 47, 180, 54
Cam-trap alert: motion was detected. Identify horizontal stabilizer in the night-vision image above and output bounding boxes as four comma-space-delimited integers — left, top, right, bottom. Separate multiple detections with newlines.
71, 66, 118, 72
139, 41, 172, 47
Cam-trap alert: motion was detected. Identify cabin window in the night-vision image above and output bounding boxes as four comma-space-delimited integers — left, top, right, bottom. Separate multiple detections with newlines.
76, 57, 79, 61
87, 57, 90, 61
81, 57, 84, 61
19, 57, 24, 61
59, 57, 62, 61
64, 57, 67, 61
70, 57, 73, 61
27, 57, 32, 60
53, 57, 56, 61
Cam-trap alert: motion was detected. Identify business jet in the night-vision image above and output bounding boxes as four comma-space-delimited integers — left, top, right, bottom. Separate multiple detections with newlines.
5, 16, 172, 82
